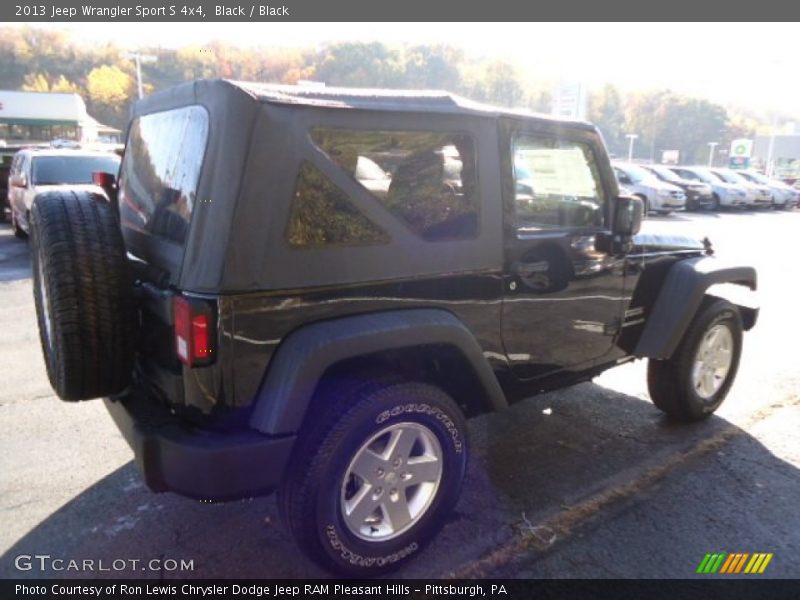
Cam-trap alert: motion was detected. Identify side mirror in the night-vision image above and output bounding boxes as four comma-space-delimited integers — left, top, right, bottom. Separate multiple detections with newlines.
11, 174, 27, 188
613, 195, 643, 237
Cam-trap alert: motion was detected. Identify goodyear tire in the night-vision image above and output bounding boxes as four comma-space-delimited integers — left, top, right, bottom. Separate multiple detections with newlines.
279, 378, 468, 575
647, 298, 742, 422
30, 190, 136, 401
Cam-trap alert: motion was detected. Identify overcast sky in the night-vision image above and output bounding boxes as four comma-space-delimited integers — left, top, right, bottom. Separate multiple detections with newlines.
17, 22, 799, 119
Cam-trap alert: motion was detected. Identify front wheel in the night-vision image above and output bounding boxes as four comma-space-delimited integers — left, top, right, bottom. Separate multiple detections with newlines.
636, 194, 649, 218
647, 298, 743, 421
279, 379, 468, 576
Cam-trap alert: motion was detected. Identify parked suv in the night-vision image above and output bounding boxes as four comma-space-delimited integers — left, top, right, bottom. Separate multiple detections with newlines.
7, 147, 120, 238
641, 164, 714, 211
29, 80, 758, 576
612, 161, 686, 215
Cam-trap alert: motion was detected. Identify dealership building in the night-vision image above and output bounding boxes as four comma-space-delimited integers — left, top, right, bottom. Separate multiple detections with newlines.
0, 90, 121, 145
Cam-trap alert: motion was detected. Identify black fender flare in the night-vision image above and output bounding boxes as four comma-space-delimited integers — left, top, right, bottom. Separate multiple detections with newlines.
634, 256, 757, 360
248, 308, 507, 435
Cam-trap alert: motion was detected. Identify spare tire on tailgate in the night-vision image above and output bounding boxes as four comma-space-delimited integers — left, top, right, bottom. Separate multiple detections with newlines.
30, 190, 136, 401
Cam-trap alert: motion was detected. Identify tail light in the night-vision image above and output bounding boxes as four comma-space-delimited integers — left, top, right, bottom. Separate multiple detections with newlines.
173, 296, 215, 367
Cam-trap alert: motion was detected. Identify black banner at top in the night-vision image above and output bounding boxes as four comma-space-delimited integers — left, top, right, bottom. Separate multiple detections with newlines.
2, 0, 800, 22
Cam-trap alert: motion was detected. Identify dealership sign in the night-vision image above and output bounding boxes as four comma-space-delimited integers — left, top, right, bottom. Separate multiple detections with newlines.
729, 138, 753, 169
730, 138, 753, 158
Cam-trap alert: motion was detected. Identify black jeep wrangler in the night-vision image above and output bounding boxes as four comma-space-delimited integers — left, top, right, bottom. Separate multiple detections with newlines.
29, 80, 758, 575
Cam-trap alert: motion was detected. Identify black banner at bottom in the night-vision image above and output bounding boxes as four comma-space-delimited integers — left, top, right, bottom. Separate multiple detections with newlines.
4, 579, 800, 600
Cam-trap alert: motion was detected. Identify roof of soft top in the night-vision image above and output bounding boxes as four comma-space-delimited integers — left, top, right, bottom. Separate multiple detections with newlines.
222, 80, 595, 128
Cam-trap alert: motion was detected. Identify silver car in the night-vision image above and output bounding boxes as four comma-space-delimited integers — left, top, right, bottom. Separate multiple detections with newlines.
670, 166, 747, 210
708, 168, 772, 209
613, 162, 686, 215
737, 170, 796, 209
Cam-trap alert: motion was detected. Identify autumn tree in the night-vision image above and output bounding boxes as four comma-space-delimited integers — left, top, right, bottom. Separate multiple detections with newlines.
21, 72, 50, 92
86, 64, 134, 126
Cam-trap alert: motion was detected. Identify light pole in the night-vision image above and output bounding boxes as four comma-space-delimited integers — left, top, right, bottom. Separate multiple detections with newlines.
707, 142, 719, 167
625, 134, 638, 162
124, 52, 158, 99
765, 113, 777, 178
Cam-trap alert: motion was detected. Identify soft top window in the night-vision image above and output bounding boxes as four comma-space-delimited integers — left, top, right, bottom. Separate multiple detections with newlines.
310, 128, 479, 242
118, 105, 209, 246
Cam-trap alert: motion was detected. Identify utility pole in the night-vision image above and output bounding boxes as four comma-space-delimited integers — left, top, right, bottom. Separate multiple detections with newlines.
124, 52, 158, 99
625, 134, 638, 162
765, 114, 777, 178
707, 142, 718, 167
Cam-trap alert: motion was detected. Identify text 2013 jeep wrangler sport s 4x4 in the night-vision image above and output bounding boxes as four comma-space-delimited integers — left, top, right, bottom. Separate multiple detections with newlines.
29, 80, 758, 575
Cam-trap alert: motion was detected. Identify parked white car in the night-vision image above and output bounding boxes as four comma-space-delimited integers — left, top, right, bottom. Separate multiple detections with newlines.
708, 168, 772, 209
670, 166, 747, 210
612, 162, 686, 215
737, 170, 796, 209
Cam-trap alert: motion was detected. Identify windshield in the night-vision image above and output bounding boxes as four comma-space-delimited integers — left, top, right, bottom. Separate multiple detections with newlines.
31, 155, 120, 185
616, 164, 657, 184
683, 168, 718, 184
31, 154, 119, 185
712, 170, 746, 184
648, 165, 683, 183
742, 171, 769, 185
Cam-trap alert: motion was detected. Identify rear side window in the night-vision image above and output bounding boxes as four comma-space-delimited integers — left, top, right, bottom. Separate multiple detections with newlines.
286, 162, 389, 248
310, 128, 479, 241
119, 106, 209, 245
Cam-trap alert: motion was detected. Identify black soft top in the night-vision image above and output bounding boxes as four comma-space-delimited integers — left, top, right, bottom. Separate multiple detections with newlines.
131, 79, 595, 129
125, 79, 604, 293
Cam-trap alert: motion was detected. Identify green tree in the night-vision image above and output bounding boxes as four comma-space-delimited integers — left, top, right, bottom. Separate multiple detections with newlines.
314, 42, 404, 87
588, 84, 626, 157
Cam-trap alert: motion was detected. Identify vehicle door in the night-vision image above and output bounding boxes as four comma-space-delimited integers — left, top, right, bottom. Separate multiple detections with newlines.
22, 155, 36, 211
500, 119, 627, 379
8, 154, 25, 216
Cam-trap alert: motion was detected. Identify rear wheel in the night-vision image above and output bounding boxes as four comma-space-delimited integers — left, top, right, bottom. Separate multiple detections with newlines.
279, 378, 468, 575
710, 194, 721, 211
30, 190, 136, 401
647, 298, 742, 421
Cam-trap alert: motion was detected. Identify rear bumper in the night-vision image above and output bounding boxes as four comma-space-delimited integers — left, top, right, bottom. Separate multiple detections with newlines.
104, 392, 295, 501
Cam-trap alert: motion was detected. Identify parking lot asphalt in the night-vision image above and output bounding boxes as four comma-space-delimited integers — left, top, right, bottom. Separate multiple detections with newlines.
1, 209, 799, 579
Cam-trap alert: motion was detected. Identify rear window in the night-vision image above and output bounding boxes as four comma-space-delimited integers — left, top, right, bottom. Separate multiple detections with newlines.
118, 106, 209, 246
31, 155, 120, 185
